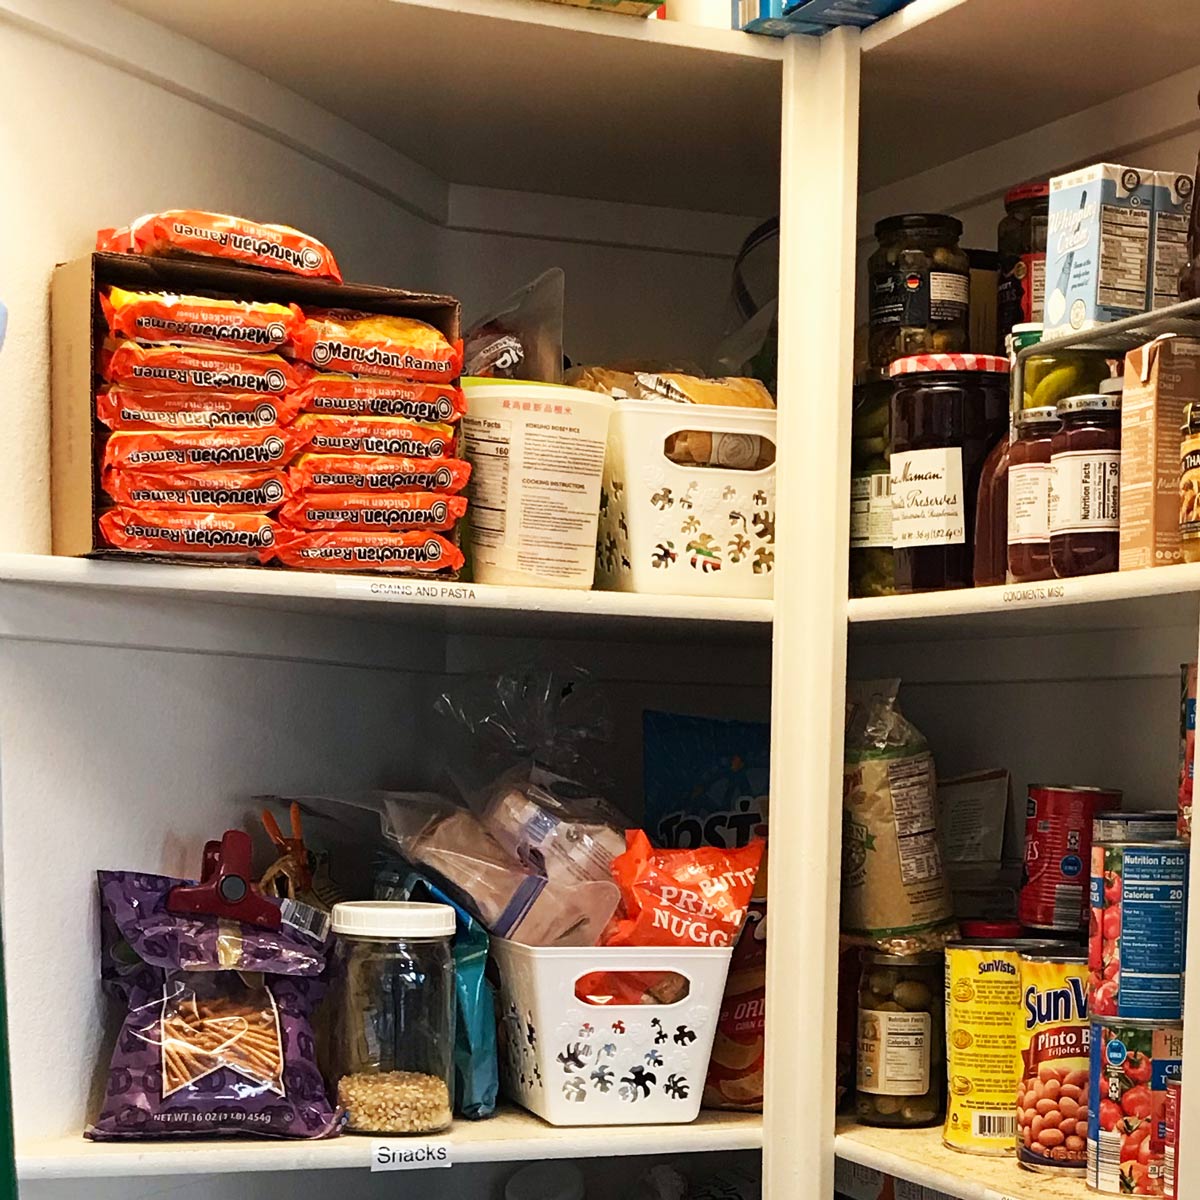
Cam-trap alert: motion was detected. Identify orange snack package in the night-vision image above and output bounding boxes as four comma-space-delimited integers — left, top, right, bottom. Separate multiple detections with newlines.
98, 508, 276, 560
100, 287, 304, 353
602, 830, 764, 949
290, 310, 462, 382
101, 342, 309, 395
270, 528, 464, 573
288, 454, 470, 496
278, 491, 466, 532
96, 388, 304, 431
102, 469, 291, 512
103, 428, 304, 474
293, 415, 455, 457
97, 210, 342, 282
296, 374, 466, 424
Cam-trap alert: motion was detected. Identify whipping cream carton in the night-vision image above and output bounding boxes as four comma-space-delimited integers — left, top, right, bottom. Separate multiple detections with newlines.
1152, 172, 1195, 310
1044, 164, 1155, 336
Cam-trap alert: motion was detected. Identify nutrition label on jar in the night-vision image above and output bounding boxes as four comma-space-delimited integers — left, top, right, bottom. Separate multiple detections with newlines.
1048, 450, 1120, 533
850, 472, 892, 548
1008, 462, 1051, 543
857, 1009, 930, 1095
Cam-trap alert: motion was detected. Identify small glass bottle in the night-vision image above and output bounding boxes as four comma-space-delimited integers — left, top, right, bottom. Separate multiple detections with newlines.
1008, 406, 1062, 582
1049, 392, 1121, 578
996, 182, 1049, 351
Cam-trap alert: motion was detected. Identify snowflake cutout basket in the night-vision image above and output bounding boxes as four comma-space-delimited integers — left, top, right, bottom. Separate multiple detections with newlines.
492, 940, 733, 1125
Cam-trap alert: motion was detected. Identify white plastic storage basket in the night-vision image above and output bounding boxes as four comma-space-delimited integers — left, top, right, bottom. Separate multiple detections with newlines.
491, 940, 733, 1126
595, 399, 776, 599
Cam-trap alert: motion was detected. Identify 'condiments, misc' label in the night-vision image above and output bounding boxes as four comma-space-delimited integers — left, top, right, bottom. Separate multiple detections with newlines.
891, 448, 965, 546
1008, 462, 1052, 544
1049, 450, 1120, 534
857, 1008, 931, 1095
851, 472, 892, 548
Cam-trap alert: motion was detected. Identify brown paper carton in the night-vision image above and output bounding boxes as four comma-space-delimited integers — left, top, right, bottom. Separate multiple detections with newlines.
1119, 334, 1200, 570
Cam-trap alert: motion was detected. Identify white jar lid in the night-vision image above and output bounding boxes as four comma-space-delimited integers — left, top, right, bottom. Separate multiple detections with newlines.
331, 900, 455, 939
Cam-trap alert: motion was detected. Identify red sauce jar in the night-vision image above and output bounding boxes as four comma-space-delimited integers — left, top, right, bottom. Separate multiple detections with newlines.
1048, 392, 1121, 578
1007, 405, 1061, 582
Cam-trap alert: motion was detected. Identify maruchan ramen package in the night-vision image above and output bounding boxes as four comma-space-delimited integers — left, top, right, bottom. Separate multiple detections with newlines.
87, 870, 338, 1139
101, 342, 309, 395
96, 388, 304, 431
279, 491, 466, 532
98, 508, 276, 560
100, 286, 304, 353
97, 209, 342, 282
288, 453, 471, 496
270, 528, 464, 572
296, 374, 467, 424
290, 310, 462, 382
102, 469, 291, 513
292, 415, 456, 458
103, 427, 303, 474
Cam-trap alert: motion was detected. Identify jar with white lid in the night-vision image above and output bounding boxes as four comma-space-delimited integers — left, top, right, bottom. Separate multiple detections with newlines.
328, 901, 456, 1134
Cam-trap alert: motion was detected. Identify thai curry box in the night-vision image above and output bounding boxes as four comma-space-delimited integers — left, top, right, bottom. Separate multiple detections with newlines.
50, 252, 467, 577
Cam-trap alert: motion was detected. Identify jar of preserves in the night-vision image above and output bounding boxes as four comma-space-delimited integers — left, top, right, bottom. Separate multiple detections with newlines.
997, 181, 1049, 351
889, 353, 1010, 592
868, 215, 970, 377
328, 901, 456, 1134
1048, 392, 1121, 577
855, 951, 942, 1127
850, 379, 894, 597
1007, 406, 1061, 582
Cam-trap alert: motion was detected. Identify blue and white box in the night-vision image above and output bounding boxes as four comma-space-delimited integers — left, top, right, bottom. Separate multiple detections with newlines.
782, 0, 914, 25
734, 0, 823, 34
1152, 171, 1194, 310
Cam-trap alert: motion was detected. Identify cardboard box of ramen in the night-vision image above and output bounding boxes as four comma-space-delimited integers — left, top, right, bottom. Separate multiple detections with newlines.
1120, 334, 1200, 570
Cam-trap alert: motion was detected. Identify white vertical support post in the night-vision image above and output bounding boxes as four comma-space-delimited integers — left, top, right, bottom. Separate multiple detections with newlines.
763, 23, 860, 1200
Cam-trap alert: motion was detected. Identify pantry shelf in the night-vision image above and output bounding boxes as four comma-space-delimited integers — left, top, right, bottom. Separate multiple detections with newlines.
17, 1109, 763, 1179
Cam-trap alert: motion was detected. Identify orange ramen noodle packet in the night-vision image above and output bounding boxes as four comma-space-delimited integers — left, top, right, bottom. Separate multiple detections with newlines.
100, 286, 304, 353
290, 310, 462, 382
96, 388, 304, 431
101, 341, 309, 395
293, 415, 455, 457
297, 374, 466, 424
98, 508, 276, 560
103, 427, 303, 474
97, 210, 342, 281
278, 491, 466, 532
288, 454, 471, 495
270, 528, 464, 573
102, 469, 291, 512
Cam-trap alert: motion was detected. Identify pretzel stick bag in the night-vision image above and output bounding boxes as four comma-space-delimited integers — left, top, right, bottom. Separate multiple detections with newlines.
88, 871, 339, 1140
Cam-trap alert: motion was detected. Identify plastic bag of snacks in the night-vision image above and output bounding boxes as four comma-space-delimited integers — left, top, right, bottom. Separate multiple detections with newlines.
288, 453, 471, 496
101, 342, 309, 395
96, 387, 304, 431
463, 268, 564, 383
270, 528, 463, 572
102, 469, 291, 512
100, 287, 304, 353
290, 311, 462, 382
97, 210, 342, 282
278, 491, 466, 532
98, 508, 276, 560
103, 427, 304, 474
292, 415, 455, 457
295, 375, 467, 424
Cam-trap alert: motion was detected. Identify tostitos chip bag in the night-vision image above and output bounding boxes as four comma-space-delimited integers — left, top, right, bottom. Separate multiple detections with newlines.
103, 428, 303, 474
97, 210, 342, 281
278, 491, 466, 532
98, 508, 276, 560
96, 388, 304, 431
288, 454, 470, 496
297, 374, 466, 424
101, 341, 309, 395
290, 310, 462, 382
602, 830, 764, 949
102, 469, 291, 512
100, 287, 304, 353
270, 528, 464, 573
293, 415, 456, 457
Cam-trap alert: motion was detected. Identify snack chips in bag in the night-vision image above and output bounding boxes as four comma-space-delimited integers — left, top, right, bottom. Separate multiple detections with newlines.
270, 528, 464, 572
290, 310, 462, 382
96, 387, 304, 431
103, 427, 303, 474
98, 508, 276, 560
293, 415, 455, 457
278, 491, 466, 532
102, 469, 291, 512
288, 454, 471, 496
101, 341, 309, 395
297, 374, 466, 424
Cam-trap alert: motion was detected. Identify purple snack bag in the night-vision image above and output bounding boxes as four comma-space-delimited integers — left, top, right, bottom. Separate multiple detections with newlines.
87, 871, 341, 1140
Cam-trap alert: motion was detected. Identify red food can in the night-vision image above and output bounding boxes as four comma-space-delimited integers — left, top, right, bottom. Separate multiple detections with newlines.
1019, 785, 1122, 931
1165, 1076, 1181, 1199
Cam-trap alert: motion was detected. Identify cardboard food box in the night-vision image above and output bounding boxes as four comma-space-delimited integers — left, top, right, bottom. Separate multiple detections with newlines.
51, 252, 461, 569
1152, 172, 1195, 310
1119, 334, 1200, 571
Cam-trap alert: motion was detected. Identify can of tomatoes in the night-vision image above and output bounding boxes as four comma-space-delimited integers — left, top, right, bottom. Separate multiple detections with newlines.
1164, 1077, 1181, 1199
1020, 785, 1122, 932
1087, 1016, 1183, 1195
1017, 951, 1090, 1172
1088, 825, 1188, 1020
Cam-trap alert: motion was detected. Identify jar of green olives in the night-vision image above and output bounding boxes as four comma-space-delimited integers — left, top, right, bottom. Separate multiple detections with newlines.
868, 214, 970, 378
855, 951, 943, 1127
850, 379, 894, 597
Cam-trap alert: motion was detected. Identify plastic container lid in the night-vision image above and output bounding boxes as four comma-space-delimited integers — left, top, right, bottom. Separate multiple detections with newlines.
462, 377, 613, 408
874, 213, 963, 239
331, 900, 455, 939
1004, 180, 1051, 207
505, 1163, 586, 1200
889, 353, 1010, 376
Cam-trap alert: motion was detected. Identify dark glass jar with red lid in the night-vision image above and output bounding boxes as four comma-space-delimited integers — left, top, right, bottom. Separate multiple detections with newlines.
1007, 405, 1061, 583
889, 353, 1010, 592
997, 180, 1049, 351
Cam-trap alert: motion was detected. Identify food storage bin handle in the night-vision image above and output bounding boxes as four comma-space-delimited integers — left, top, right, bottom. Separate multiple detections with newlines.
167, 829, 281, 928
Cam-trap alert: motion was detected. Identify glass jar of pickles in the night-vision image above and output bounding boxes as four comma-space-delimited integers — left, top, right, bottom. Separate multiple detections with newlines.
850, 379, 894, 597
1019, 345, 1110, 411
868, 214, 970, 378
855, 951, 942, 1127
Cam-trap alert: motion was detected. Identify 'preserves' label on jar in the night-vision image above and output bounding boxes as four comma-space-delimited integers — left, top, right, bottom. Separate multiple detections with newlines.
857, 1008, 931, 1095
851, 472, 892, 548
1008, 462, 1052, 544
890, 448, 966, 547
1049, 450, 1120, 534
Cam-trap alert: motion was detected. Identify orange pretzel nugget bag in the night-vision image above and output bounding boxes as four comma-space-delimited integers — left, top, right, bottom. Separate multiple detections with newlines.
103, 427, 304, 474
97, 210, 342, 281
96, 388, 304, 431
296, 374, 467, 424
98, 508, 277, 561
100, 341, 309, 395
270, 528, 464, 573
293, 415, 456, 457
100, 286, 304, 353
288, 453, 471, 495
290, 310, 462, 382
103, 469, 291, 512
278, 491, 466, 532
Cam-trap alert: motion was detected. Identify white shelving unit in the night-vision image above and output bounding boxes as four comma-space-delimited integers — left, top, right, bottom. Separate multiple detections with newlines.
2, 1, 1200, 1200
